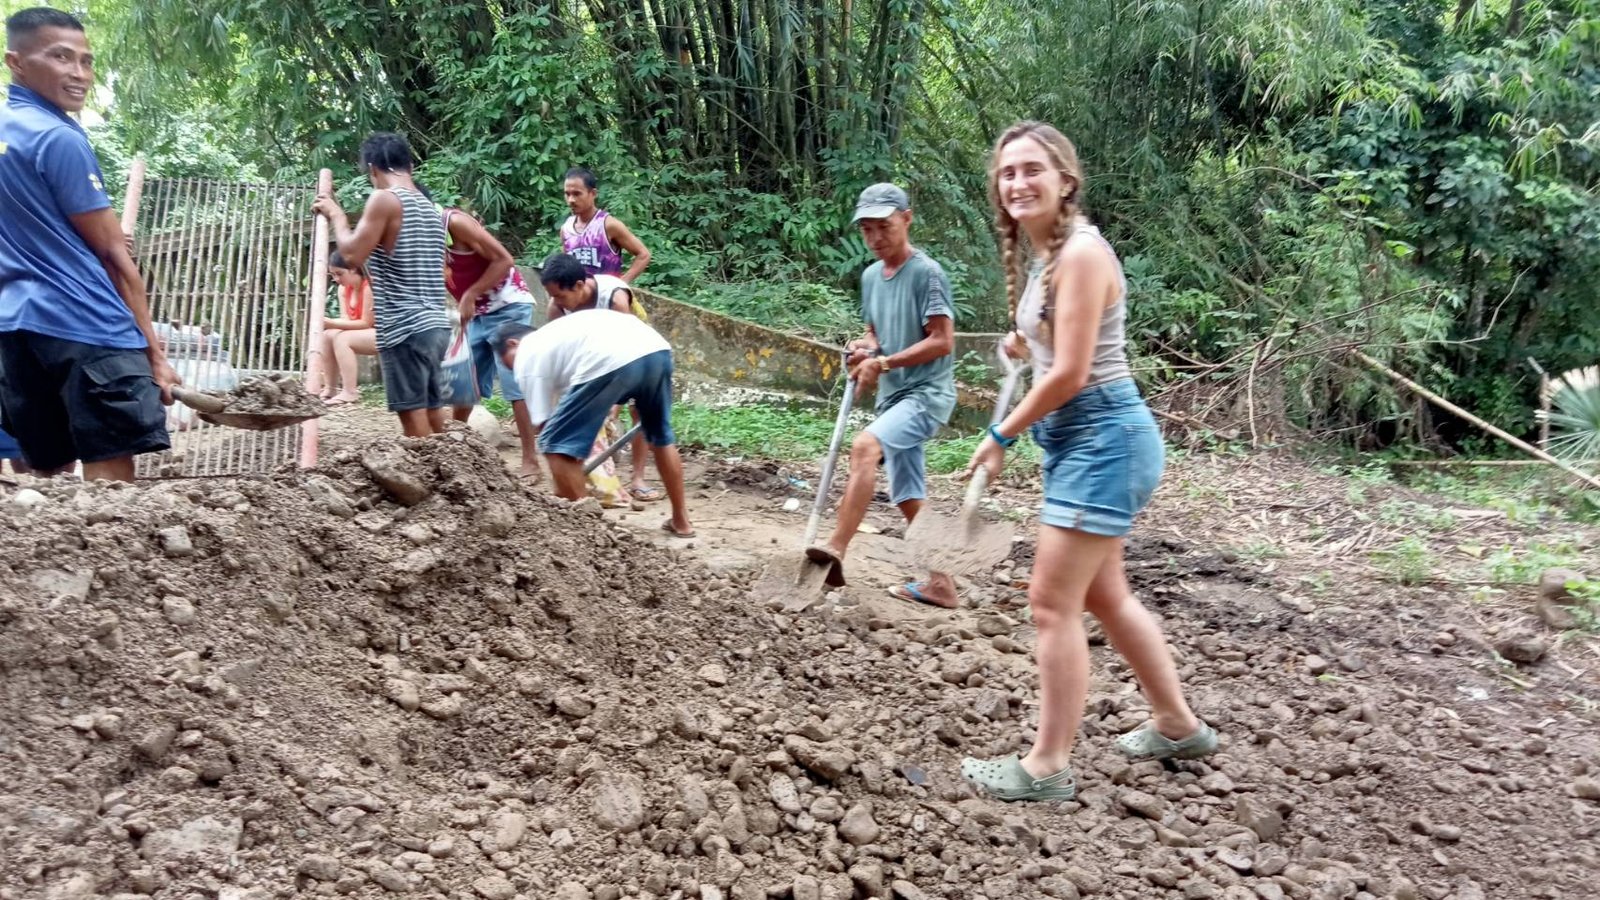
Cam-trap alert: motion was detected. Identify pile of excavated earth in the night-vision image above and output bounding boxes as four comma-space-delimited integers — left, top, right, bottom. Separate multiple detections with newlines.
214, 375, 327, 418
2, 431, 1598, 900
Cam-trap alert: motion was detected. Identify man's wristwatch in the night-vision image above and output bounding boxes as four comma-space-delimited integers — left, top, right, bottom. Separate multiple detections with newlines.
988, 424, 1018, 448
878, 356, 893, 372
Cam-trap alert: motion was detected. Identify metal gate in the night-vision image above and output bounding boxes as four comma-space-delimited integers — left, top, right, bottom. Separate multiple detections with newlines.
126, 164, 326, 477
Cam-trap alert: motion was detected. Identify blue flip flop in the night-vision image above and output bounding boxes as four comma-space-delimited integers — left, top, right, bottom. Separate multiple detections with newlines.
888, 581, 958, 608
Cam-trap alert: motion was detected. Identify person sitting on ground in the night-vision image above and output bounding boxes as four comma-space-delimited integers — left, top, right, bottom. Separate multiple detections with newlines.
313, 132, 453, 438
439, 204, 541, 479
0, 7, 179, 482
804, 183, 961, 606
559, 166, 651, 283
494, 313, 693, 538
542, 252, 662, 502
958, 120, 1214, 803
317, 250, 375, 406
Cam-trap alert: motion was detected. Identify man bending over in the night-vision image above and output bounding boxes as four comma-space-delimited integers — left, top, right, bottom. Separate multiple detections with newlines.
494, 312, 693, 538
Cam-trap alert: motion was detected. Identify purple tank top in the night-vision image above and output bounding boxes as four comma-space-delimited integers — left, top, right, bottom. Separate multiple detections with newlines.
561, 209, 623, 276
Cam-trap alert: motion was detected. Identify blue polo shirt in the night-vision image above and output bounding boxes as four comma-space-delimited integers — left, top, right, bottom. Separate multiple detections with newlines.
0, 84, 144, 349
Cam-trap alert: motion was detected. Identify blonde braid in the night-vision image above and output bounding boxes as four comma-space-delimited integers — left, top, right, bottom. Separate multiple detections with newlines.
998, 215, 1022, 329
1037, 192, 1075, 343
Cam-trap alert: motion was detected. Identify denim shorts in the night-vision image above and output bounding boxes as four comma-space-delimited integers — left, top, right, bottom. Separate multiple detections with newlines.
1030, 378, 1164, 536
865, 396, 943, 505
467, 303, 533, 402
540, 349, 675, 459
379, 326, 451, 413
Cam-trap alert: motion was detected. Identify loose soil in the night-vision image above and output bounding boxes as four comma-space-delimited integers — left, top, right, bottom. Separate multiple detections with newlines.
2, 406, 1598, 900
211, 375, 327, 418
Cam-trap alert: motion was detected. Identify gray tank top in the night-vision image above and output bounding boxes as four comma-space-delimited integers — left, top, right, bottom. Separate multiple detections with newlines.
367, 187, 451, 350
1016, 221, 1131, 386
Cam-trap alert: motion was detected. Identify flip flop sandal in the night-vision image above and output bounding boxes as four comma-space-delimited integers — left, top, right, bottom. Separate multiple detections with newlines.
323, 395, 360, 407
960, 754, 1076, 802
660, 520, 695, 539
888, 581, 959, 609
629, 485, 665, 502
1115, 721, 1219, 761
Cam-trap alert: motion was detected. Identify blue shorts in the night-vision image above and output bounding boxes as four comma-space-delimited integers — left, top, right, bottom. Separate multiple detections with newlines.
467, 303, 533, 402
539, 350, 675, 459
865, 397, 943, 505
0, 425, 21, 461
1030, 378, 1164, 537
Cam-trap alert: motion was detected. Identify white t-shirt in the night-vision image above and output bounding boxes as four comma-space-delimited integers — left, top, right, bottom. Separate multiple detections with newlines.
513, 309, 671, 424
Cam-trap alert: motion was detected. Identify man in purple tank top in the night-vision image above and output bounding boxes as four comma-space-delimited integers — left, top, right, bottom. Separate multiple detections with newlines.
558, 167, 660, 501
560, 167, 651, 283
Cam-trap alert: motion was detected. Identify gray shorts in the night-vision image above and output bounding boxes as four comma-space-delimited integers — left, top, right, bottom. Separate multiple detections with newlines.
379, 327, 450, 412
865, 397, 942, 505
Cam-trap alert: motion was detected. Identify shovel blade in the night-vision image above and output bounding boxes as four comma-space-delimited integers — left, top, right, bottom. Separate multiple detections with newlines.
903, 507, 1014, 577
195, 410, 321, 432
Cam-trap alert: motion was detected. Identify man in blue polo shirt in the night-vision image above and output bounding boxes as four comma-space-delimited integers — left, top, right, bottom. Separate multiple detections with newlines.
0, 7, 178, 481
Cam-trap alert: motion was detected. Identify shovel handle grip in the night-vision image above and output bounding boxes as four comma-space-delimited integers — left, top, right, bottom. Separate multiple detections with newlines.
171, 386, 226, 414
962, 466, 990, 514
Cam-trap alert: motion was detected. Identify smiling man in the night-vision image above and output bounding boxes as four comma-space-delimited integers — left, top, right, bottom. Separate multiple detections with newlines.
0, 7, 179, 481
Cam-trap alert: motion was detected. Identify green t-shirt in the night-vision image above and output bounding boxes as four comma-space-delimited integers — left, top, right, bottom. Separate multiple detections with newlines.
861, 250, 957, 423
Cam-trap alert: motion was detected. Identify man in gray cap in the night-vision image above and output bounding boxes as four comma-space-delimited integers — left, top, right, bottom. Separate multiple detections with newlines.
805, 183, 960, 607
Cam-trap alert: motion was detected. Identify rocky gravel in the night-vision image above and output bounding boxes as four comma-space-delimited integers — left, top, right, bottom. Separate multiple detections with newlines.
1, 430, 1598, 899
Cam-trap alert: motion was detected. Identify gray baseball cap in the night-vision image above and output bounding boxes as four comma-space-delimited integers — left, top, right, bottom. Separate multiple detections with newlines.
852, 183, 910, 222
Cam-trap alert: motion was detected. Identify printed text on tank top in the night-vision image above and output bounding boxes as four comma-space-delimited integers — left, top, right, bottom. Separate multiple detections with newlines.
561, 209, 624, 276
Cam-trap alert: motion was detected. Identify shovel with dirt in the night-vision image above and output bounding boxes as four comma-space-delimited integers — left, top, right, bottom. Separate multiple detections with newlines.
902, 345, 1027, 586
172, 375, 327, 431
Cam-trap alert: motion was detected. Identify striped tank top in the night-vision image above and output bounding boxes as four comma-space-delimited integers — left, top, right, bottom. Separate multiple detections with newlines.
366, 187, 451, 350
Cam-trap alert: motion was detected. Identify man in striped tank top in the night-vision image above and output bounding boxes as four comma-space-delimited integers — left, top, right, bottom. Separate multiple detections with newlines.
315, 133, 453, 437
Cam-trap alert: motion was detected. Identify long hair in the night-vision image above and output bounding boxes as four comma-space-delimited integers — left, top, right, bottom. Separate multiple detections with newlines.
987, 121, 1085, 341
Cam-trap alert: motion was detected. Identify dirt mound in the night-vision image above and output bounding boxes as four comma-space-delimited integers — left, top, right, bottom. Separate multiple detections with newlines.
2, 433, 1598, 900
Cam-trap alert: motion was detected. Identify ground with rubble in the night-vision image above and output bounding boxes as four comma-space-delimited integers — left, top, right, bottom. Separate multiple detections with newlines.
1, 406, 1597, 900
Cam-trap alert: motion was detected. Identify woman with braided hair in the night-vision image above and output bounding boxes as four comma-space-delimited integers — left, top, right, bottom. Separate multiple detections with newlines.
959, 122, 1216, 802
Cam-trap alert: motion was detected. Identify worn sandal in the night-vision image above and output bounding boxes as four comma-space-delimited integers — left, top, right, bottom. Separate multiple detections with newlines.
1115, 721, 1219, 761
887, 581, 959, 609
960, 754, 1077, 802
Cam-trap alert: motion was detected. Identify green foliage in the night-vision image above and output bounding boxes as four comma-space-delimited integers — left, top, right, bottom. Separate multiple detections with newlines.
952, 351, 997, 386
671, 400, 1040, 478
1542, 367, 1600, 461
923, 431, 1042, 476
1567, 578, 1600, 632
1485, 540, 1589, 583
681, 283, 859, 345
39, 0, 1600, 451
1371, 535, 1434, 585
671, 403, 837, 460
